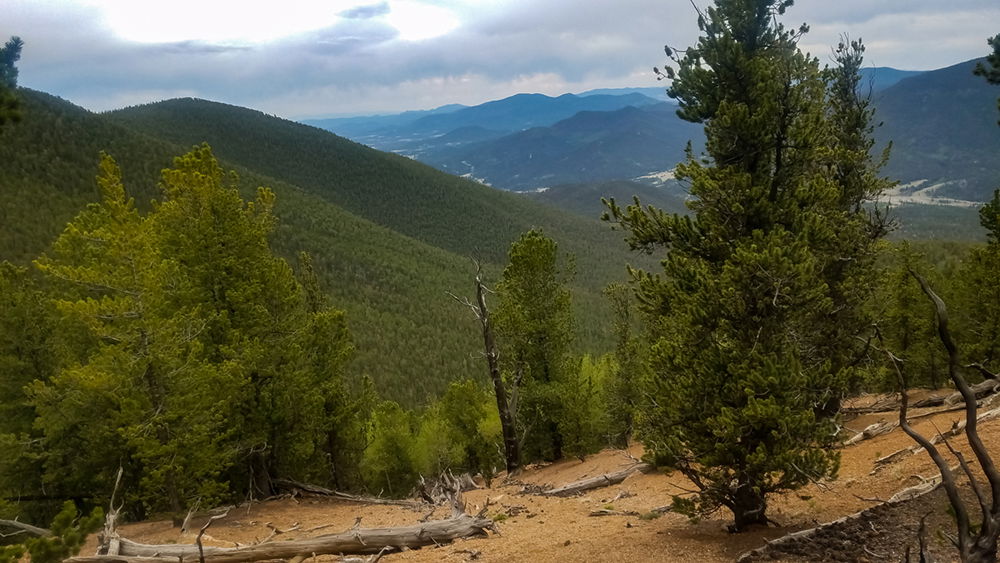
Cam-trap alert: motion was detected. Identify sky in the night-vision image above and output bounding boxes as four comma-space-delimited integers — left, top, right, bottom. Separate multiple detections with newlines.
4, 0, 999, 119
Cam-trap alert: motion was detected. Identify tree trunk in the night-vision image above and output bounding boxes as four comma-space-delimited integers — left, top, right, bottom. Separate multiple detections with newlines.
969, 518, 1000, 563
474, 270, 520, 474
731, 484, 768, 532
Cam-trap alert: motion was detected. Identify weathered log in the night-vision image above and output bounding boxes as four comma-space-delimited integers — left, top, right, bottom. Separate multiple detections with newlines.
272, 478, 424, 508
65, 557, 177, 563
540, 463, 652, 497
588, 509, 640, 517
67, 514, 495, 563
943, 378, 1000, 406
844, 420, 896, 446
912, 395, 946, 408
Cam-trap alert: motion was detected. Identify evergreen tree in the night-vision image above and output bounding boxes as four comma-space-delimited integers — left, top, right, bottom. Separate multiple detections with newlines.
606, 0, 888, 530
28, 145, 360, 516
0, 501, 102, 563
974, 34, 1000, 122
294, 252, 358, 489
33, 153, 232, 518
962, 35, 1000, 372
879, 243, 946, 389
602, 282, 643, 447
494, 229, 574, 462
0, 36, 22, 126
559, 354, 612, 459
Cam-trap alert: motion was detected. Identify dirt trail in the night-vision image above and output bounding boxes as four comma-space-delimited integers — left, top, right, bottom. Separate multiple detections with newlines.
84, 394, 995, 562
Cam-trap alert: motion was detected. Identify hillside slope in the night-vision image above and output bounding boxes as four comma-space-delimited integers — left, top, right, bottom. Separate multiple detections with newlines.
3, 91, 641, 402
875, 58, 1000, 200
92, 392, 998, 562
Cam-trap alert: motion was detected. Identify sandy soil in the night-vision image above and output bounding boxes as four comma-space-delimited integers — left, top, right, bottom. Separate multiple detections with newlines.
81, 391, 997, 562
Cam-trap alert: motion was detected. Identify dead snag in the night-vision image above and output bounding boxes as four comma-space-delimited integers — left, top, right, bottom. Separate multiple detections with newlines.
882, 272, 1000, 563
449, 260, 521, 474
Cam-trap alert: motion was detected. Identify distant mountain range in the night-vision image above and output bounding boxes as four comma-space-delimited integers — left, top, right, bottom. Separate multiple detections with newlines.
304, 62, 1000, 202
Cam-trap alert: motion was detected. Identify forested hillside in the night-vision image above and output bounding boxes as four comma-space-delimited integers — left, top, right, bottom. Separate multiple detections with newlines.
875, 58, 1000, 200
0, 89, 638, 404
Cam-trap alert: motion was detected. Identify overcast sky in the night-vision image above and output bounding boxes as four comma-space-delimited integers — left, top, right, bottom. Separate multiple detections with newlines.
4, 0, 999, 119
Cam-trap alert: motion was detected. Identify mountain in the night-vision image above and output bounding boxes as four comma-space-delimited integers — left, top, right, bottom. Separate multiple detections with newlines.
859, 67, 924, 93
3, 90, 642, 405
303, 92, 662, 152
875, 58, 1000, 201
304, 103, 466, 140
425, 103, 704, 190
577, 87, 671, 101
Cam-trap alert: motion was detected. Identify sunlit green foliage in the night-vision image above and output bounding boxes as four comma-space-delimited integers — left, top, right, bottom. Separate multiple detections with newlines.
13, 146, 360, 520
559, 354, 614, 459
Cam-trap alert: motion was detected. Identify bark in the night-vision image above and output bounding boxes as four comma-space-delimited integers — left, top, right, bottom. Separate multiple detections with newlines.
540, 463, 651, 497
70, 515, 495, 563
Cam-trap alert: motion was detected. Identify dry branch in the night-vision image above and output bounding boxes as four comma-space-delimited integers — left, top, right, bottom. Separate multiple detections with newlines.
0, 518, 51, 537
540, 463, 652, 497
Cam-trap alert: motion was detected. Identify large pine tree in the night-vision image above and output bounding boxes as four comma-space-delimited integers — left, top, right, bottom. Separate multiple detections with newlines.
605, 0, 889, 529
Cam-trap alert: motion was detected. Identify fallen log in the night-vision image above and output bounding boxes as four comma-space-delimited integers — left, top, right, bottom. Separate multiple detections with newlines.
68, 514, 495, 563
871, 405, 1000, 473
272, 478, 424, 508
588, 509, 640, 517
541, 463, 652, 497
943, 378, 1000, 406
844, 420, 896, 446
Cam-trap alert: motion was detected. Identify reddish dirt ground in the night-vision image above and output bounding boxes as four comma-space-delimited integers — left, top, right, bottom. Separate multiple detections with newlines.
81, 390, 999, 562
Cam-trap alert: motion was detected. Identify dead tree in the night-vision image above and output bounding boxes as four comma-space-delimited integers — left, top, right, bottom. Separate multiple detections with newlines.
450, 261, 521, 474
885, 272, 1000, 563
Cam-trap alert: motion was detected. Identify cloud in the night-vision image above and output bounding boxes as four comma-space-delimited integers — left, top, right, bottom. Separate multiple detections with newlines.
340, 2, 391, 19
1, 0, 998, 119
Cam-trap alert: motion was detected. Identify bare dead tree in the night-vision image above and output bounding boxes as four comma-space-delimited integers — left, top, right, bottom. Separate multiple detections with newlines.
449, 260, 521, 474
886, 272, 1000, 562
